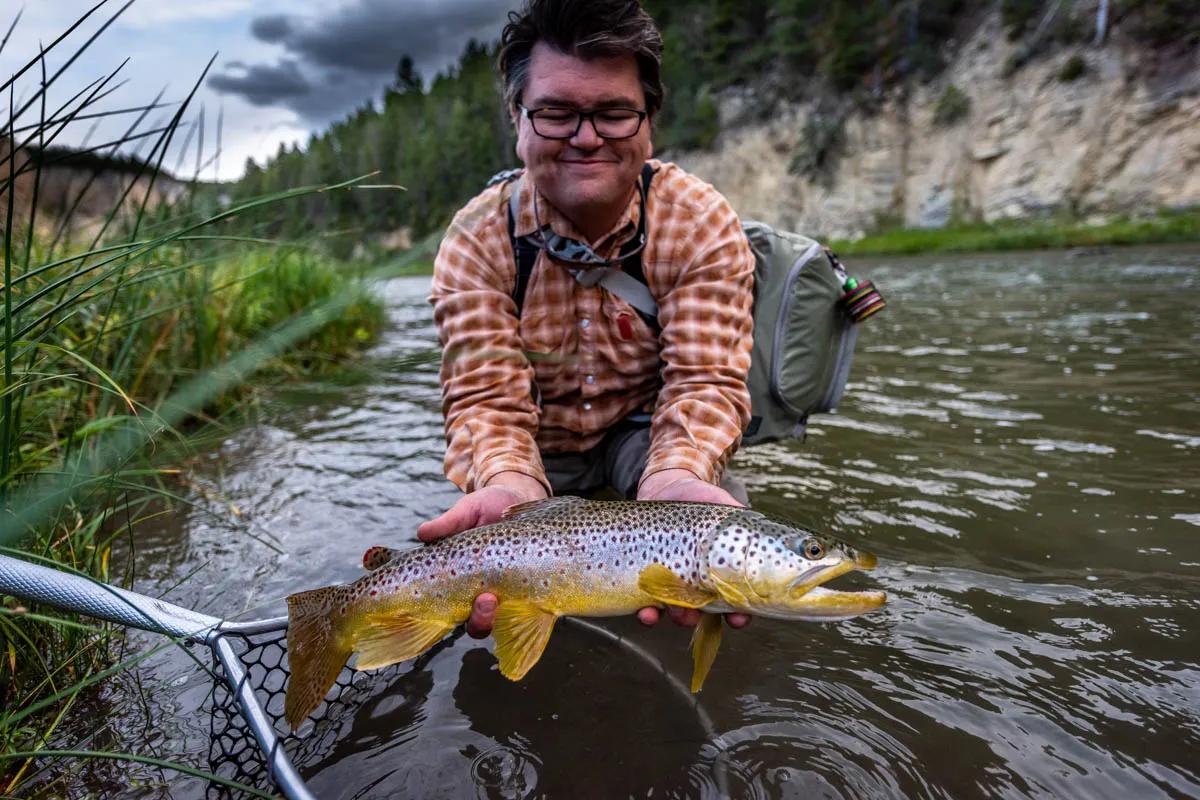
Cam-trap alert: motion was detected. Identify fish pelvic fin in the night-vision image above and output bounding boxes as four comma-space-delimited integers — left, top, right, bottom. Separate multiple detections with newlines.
638, 564, 718, 609
689, 613, 724, 693
354, 613, 456, 671
492, 599, 558, 681
362, 546, 401, 571
285, 585, 355, 730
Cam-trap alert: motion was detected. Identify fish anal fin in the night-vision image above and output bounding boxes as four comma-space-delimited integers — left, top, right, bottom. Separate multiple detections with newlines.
638, 564, 717, 609
689, 613, 723, 693
491, 599, 558, 681
709, 572, 752, 609
354, 613, 455, 670
500, 496, 585, 522
362, 546, 401, 571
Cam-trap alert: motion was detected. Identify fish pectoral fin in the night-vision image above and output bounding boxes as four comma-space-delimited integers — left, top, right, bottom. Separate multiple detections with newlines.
709, 572, 752, 608
500, 496, 586, 522
361, 546, 402, 571
689, 613, 723, 693
354, 614, 455, 670
491, 599, 558, 681
637, 564, 718, 609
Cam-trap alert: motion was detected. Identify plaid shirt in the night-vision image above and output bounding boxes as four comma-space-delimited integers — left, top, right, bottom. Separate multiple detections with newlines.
430, 159, 754, 494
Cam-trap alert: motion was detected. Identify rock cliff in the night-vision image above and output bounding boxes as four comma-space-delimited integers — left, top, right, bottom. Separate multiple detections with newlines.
673, 13, 1200, 240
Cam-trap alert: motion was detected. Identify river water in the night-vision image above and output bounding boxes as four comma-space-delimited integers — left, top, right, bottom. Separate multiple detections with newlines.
64, 245, 1200, 798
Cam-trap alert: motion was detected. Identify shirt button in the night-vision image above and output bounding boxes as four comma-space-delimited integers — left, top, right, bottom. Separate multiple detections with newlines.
585, 374, 595, 384
583, 402, 592, 411
579, 318, 590, 329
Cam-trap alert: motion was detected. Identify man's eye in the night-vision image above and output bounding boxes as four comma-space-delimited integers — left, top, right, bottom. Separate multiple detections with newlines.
538, 109, 575, 122
598, 110, 637, 122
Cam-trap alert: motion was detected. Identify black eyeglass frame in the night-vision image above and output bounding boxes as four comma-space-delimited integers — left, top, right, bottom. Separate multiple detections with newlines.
518, 104, 648, 140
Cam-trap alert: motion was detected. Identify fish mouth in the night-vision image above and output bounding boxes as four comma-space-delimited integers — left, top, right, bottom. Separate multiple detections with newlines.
787, 546, 878, 598
783, 586, 887, 620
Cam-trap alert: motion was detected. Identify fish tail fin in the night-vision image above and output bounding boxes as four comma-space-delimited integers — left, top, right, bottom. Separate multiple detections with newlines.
285, 585, 354, 730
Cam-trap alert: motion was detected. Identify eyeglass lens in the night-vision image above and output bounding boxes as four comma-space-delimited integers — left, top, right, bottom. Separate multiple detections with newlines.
530, 108, 643, 139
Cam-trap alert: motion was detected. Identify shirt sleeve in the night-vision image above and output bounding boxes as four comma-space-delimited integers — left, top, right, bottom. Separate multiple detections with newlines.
640, 194, 755, 487
429, 193, 550, 494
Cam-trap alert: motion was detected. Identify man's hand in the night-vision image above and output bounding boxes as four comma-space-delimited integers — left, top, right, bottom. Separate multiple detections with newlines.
417, 472, 547, 542
637, 467, 741, 506
636, 467, 751, 629
417, 472, 546, 639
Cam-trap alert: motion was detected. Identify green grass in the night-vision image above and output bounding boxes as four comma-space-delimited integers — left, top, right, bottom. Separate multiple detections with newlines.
0, 3, 391, 793
829, 208, 1200, 256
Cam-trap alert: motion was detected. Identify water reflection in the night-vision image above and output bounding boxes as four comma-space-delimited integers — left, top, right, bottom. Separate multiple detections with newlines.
95, 246, 1200, 799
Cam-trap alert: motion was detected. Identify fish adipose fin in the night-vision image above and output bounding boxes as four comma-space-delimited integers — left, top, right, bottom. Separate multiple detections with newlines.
638, 564, 718, 608
285, 585, 355, 730
689, 613, 723, 693
500, 496, 586, 522
361, 546, 401, 571
492, 599, 559, 680
354, 614, 455, 670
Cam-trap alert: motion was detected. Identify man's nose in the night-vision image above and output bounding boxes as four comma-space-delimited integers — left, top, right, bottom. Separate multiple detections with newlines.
569, 116, 604, 148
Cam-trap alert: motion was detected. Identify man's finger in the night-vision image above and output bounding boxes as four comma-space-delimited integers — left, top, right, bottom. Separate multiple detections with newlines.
465, 593, 497, 638
417, 500, 475, 542
637, 607, 660, 626
666, 606, 701, 627
725, 613, 751, 628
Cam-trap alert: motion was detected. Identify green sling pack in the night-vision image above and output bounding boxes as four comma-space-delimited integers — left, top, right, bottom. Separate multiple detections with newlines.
496, 166, 886, 446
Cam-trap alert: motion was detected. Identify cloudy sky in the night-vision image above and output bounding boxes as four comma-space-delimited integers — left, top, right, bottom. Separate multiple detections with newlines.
1, 0, 516, 181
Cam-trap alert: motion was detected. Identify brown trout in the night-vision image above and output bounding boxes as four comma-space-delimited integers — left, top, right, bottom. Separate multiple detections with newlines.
285, 497, 884, 728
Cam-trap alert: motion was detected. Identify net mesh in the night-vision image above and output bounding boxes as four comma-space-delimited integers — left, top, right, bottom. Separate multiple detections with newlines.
204, 624, 461, 799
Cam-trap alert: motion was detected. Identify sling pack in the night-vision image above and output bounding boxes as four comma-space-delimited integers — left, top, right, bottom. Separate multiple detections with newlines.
495, 167, 886, 446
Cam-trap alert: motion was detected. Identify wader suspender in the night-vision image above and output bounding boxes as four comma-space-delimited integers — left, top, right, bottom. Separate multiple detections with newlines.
508, 163, 659, 330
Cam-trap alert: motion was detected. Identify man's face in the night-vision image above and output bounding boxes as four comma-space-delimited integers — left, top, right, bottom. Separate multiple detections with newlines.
514, 42, 653, 234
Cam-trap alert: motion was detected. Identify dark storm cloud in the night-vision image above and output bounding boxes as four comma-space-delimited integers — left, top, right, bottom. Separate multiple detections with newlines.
250, 15, 293, 43
208, 0, 515, 125
207, 60, 312, 107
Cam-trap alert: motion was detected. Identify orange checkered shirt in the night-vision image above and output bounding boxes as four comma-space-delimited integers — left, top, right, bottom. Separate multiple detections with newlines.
430, 159, 754, 494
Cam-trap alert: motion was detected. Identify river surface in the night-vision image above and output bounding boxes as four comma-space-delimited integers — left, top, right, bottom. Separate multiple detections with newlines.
54, 245, 1200, 798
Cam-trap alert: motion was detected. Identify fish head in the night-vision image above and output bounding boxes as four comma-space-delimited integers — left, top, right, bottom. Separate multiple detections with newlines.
704, 510, 885, 621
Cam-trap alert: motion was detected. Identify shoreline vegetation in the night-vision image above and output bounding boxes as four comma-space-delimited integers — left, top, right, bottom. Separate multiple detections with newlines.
829, 208, 1200, 256
0, 4, 389, 794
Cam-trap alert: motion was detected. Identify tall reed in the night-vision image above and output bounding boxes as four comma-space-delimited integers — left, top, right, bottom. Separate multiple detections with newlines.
0, 2, 398, 793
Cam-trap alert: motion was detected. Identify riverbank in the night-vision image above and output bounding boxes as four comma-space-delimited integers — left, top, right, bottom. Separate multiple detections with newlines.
0, 235, 385, 794
829, 208, 1200, 256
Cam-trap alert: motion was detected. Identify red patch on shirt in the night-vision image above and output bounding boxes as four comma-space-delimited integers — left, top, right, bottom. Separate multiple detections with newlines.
616, 313, 635, 340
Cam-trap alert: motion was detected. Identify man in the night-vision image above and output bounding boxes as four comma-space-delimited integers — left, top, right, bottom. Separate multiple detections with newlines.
420, 0, 754, 636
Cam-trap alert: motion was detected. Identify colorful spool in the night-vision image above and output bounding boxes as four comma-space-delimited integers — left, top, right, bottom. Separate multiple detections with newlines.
840, 279, 886, 323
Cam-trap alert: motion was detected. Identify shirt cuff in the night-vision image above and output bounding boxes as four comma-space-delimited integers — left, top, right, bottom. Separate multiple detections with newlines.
475, 452, 552, 496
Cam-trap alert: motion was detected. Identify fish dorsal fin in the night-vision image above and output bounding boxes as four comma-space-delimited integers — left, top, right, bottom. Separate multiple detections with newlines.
354, 613, 455, 670
689, 613, 723, 693
500, 496, 586, 522
638, 564, 718, 609
362, 546, 402, 571
491, 599, 558, 681
709, 572, 752, 609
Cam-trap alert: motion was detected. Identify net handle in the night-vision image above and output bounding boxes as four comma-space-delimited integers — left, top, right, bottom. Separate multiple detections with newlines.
0, 553, 221, 641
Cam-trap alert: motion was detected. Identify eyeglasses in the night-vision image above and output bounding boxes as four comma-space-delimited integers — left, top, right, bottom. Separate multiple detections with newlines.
518, 104, 647, 140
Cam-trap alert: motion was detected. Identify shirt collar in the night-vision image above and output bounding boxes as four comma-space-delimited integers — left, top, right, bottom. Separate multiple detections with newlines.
511, 170, 644, 256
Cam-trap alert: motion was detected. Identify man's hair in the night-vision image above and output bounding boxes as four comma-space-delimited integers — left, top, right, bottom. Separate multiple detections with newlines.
498, 0, 665, 118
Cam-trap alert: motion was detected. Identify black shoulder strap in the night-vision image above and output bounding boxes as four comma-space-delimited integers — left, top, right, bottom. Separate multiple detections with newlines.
508, 164, 656, 320
508, 184, 539, 316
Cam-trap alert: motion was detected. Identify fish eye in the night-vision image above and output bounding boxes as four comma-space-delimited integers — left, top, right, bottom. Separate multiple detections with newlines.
801, 539, 825, 560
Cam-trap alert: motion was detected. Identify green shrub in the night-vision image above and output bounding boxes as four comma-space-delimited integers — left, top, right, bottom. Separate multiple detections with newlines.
1058, 54, 1087, 81
789, 111, 846, 185
933, 85, 971, 126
